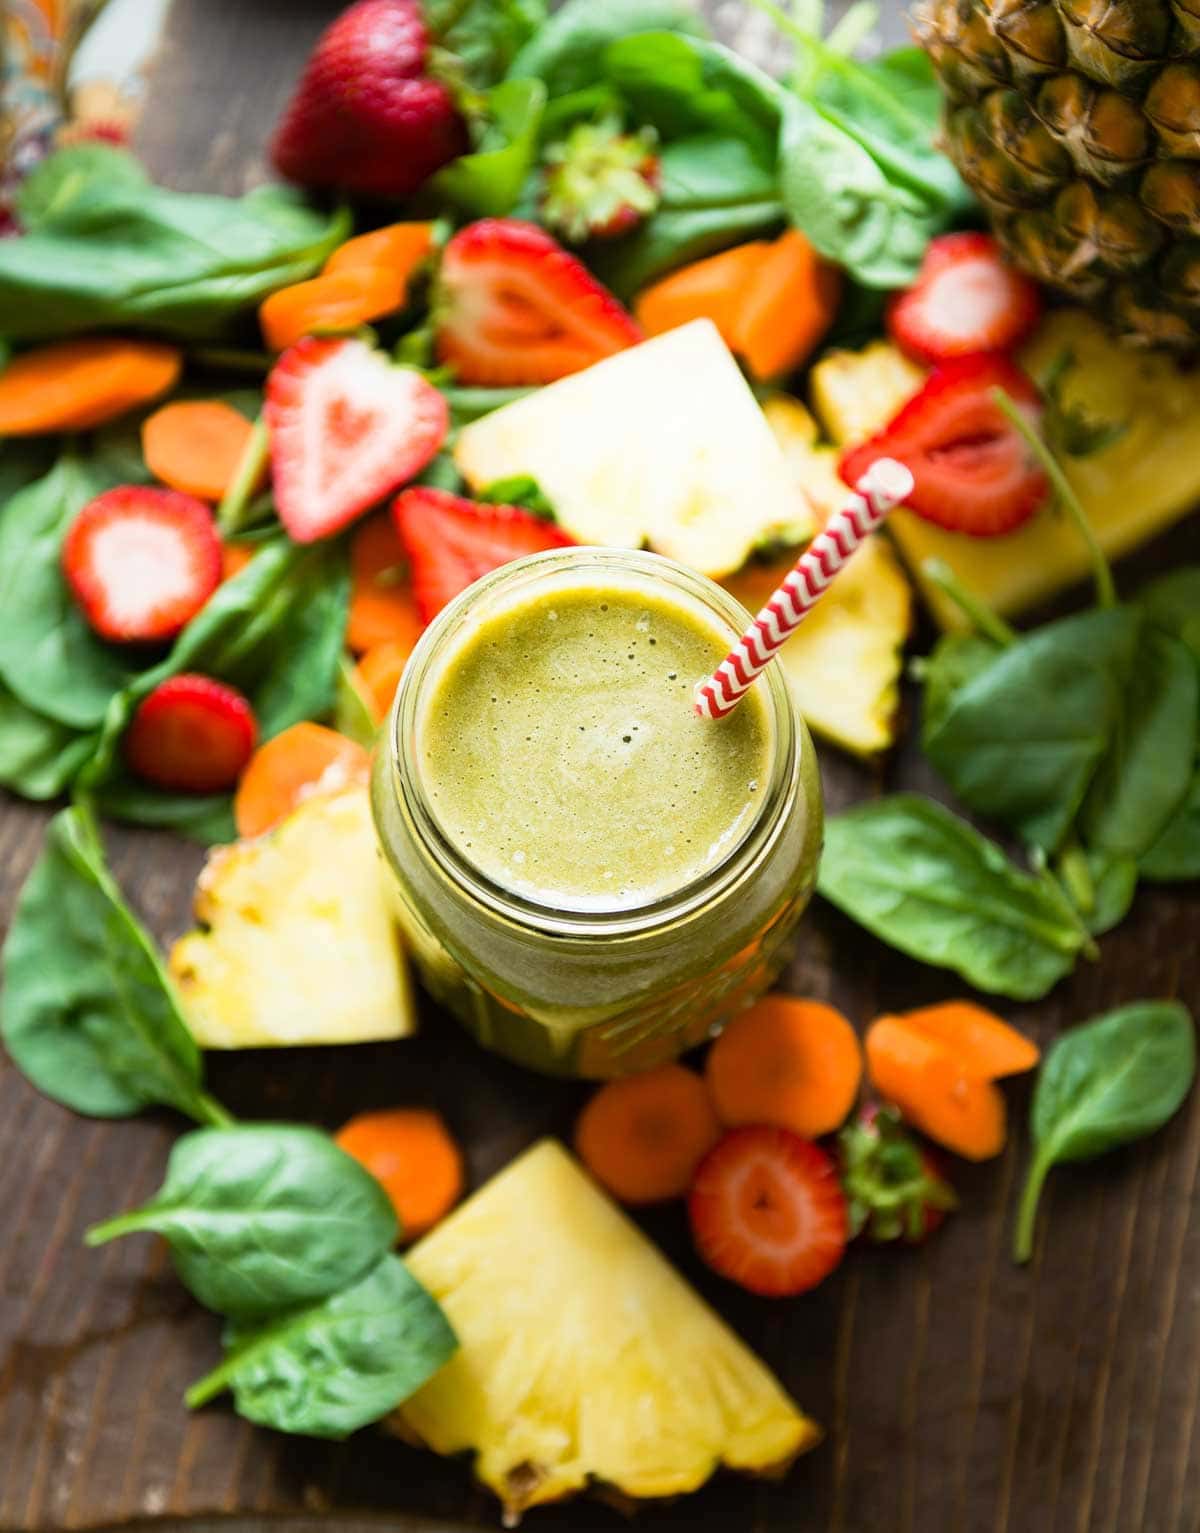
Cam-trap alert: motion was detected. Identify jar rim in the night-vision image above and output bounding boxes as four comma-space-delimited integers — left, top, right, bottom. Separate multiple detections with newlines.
386, 546, 802, 939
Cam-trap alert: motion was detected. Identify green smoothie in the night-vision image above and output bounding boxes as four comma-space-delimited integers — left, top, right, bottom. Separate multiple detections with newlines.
373, 548, 823, 1078
417, 584, 771, 912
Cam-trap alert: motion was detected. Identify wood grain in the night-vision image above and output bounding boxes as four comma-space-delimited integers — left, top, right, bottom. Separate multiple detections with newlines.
1, 2, 1199, 1529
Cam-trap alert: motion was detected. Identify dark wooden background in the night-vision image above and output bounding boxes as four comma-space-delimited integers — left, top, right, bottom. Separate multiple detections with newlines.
2, 3, 1199, 1530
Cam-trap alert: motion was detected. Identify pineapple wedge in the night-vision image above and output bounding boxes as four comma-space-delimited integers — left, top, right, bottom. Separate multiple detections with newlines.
723, 397, 912, 756
398, 1140, 818, 1519
454, 320, 814, 578
810, 313, 1200, 629
169, 786, 416, 1048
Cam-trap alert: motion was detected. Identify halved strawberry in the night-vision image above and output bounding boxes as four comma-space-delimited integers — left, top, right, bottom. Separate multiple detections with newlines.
838, 1105, 957, 1245
125, 674, 258, 794
688, 1126, 848, 1297
62, 486, 222, 643
392, 487, 576, 624
838, 354, 1049, 536
888, 233, 1042, 365
435, 218, 642, 386
265, 336, 448, 543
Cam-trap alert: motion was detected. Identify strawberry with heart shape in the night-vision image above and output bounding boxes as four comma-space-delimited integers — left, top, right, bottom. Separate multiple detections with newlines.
265, 336, 448, 544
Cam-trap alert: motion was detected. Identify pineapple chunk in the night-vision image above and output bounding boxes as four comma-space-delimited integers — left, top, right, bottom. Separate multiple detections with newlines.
722, 396, 912, 756
455, 320, 814, 578
398, 1140, 818, 1518
169, 786, 415, 1048
810, 314, 1200, 629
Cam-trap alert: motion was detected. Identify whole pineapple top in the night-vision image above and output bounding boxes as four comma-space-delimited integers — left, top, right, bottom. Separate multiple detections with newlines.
915, 0, 1200, 348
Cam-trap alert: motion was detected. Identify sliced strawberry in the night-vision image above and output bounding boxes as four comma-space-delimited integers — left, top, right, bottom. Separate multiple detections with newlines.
435, 218, 642, 386
125, 674, 258, 794
266, 336, 448, 543
688, 1126, 848, 1297
839, 354, 1048, 536
392, 487, 576, 624
838, 1105, 958, 1245
62, 486, 222, 643
887, 233, 1042, 365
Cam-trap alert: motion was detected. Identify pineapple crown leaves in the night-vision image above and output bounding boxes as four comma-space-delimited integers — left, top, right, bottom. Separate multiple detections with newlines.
838, 1105, 957, 1243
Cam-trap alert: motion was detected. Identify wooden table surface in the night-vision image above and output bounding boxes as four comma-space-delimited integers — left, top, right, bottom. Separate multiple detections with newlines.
2, 3, 1200, 1530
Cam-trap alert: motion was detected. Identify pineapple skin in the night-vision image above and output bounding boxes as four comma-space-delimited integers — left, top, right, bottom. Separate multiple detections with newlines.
398, 1141, 819, 1519
169, 786, 416, 1048
914, 0, 1200, 349
809, 313, 1200, 628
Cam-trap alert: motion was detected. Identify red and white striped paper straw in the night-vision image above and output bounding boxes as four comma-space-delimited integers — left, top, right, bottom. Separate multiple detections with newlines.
695, 458, 914, 720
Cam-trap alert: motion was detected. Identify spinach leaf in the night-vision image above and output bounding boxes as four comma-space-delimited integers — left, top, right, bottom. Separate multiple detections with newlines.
442, 384, 535, 429
0, 804, 229, 1124
0, 683, 95, 799
1014, 1000, 1195, 1261
432, 78, 546, 217
0, 156, 348, 340
777, 91, 945, 290
507, 0, 707, 96
1074, 847, 1139, 937
1139, 772, 1200, 882
87, 1125, 399, 1317
918, 632, 1004, 742
426, 0, 545, 87
923, 608, 1140, 855
79, 538, 350, 834
1137, 567, 1200, 661
16, 142, 146, 226
0, 436, 57, 511
817, 795, 1089, 1001
185, 1254, 457, 1438
1079, 625, 1198, 859
0, 457, 139, 729
334, 655, 380, 749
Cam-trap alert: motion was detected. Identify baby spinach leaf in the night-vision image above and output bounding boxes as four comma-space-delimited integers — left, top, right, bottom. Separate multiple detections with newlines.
334, 655, 380, 749
1079, 625, 1198, 859
0, 804, 228, 1124
777, 90, 945, 290
589, 133, 782, 297
0, 436, 57, 510
1137, 567, 1200, 661
1014, 1000, 1195, 1261
88, 1124, 399, 1317
817, 795, 1088, 1001
0, 684, 95, 800
185, 1254, 457, 1438
0, 157, 348, 340
426, 0, 545, 87
918, 632, 1004, 742
923, 608, 1140, 855
0, 456, 140, 729
1073, 847, 1139, 937
507, 0, 707, 97
433, 77, 547, 217
1139, 771, 1200, 882
79, 538, 350, 834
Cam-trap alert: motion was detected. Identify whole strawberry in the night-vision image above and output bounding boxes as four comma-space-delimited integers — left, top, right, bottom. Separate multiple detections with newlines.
540, 118, 661, 244
839, 1105, 957, 1245
271, 0, 468, 200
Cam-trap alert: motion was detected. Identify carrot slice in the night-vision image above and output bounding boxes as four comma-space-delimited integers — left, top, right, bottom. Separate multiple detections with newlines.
324, 221, 435, 278
233, 721, 370, 839
336, 1108, 464, 1239
259, 266, 407, 352
705, 995, 863, 1139
575, 1064, 722, 1205
347, 512, 424, 655
865, 1015, 1006, 1162
354, 639, 417, 726
220, 543, 255, 583
730, 228, 841, 380
142, 400, 257, 502
633, 241, 771, 352
0, 337, 181, 435
895, 1001, 1040, 1080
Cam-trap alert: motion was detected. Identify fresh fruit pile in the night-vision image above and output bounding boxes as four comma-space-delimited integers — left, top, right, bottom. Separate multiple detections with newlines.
0, 0, 1198, 1520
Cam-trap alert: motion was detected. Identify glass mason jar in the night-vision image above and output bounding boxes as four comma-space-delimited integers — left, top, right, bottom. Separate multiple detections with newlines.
372, 548, 823, 1079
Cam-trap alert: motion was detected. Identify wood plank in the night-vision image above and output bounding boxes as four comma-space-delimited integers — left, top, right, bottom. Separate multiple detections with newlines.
0, 2, 1198, 1530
